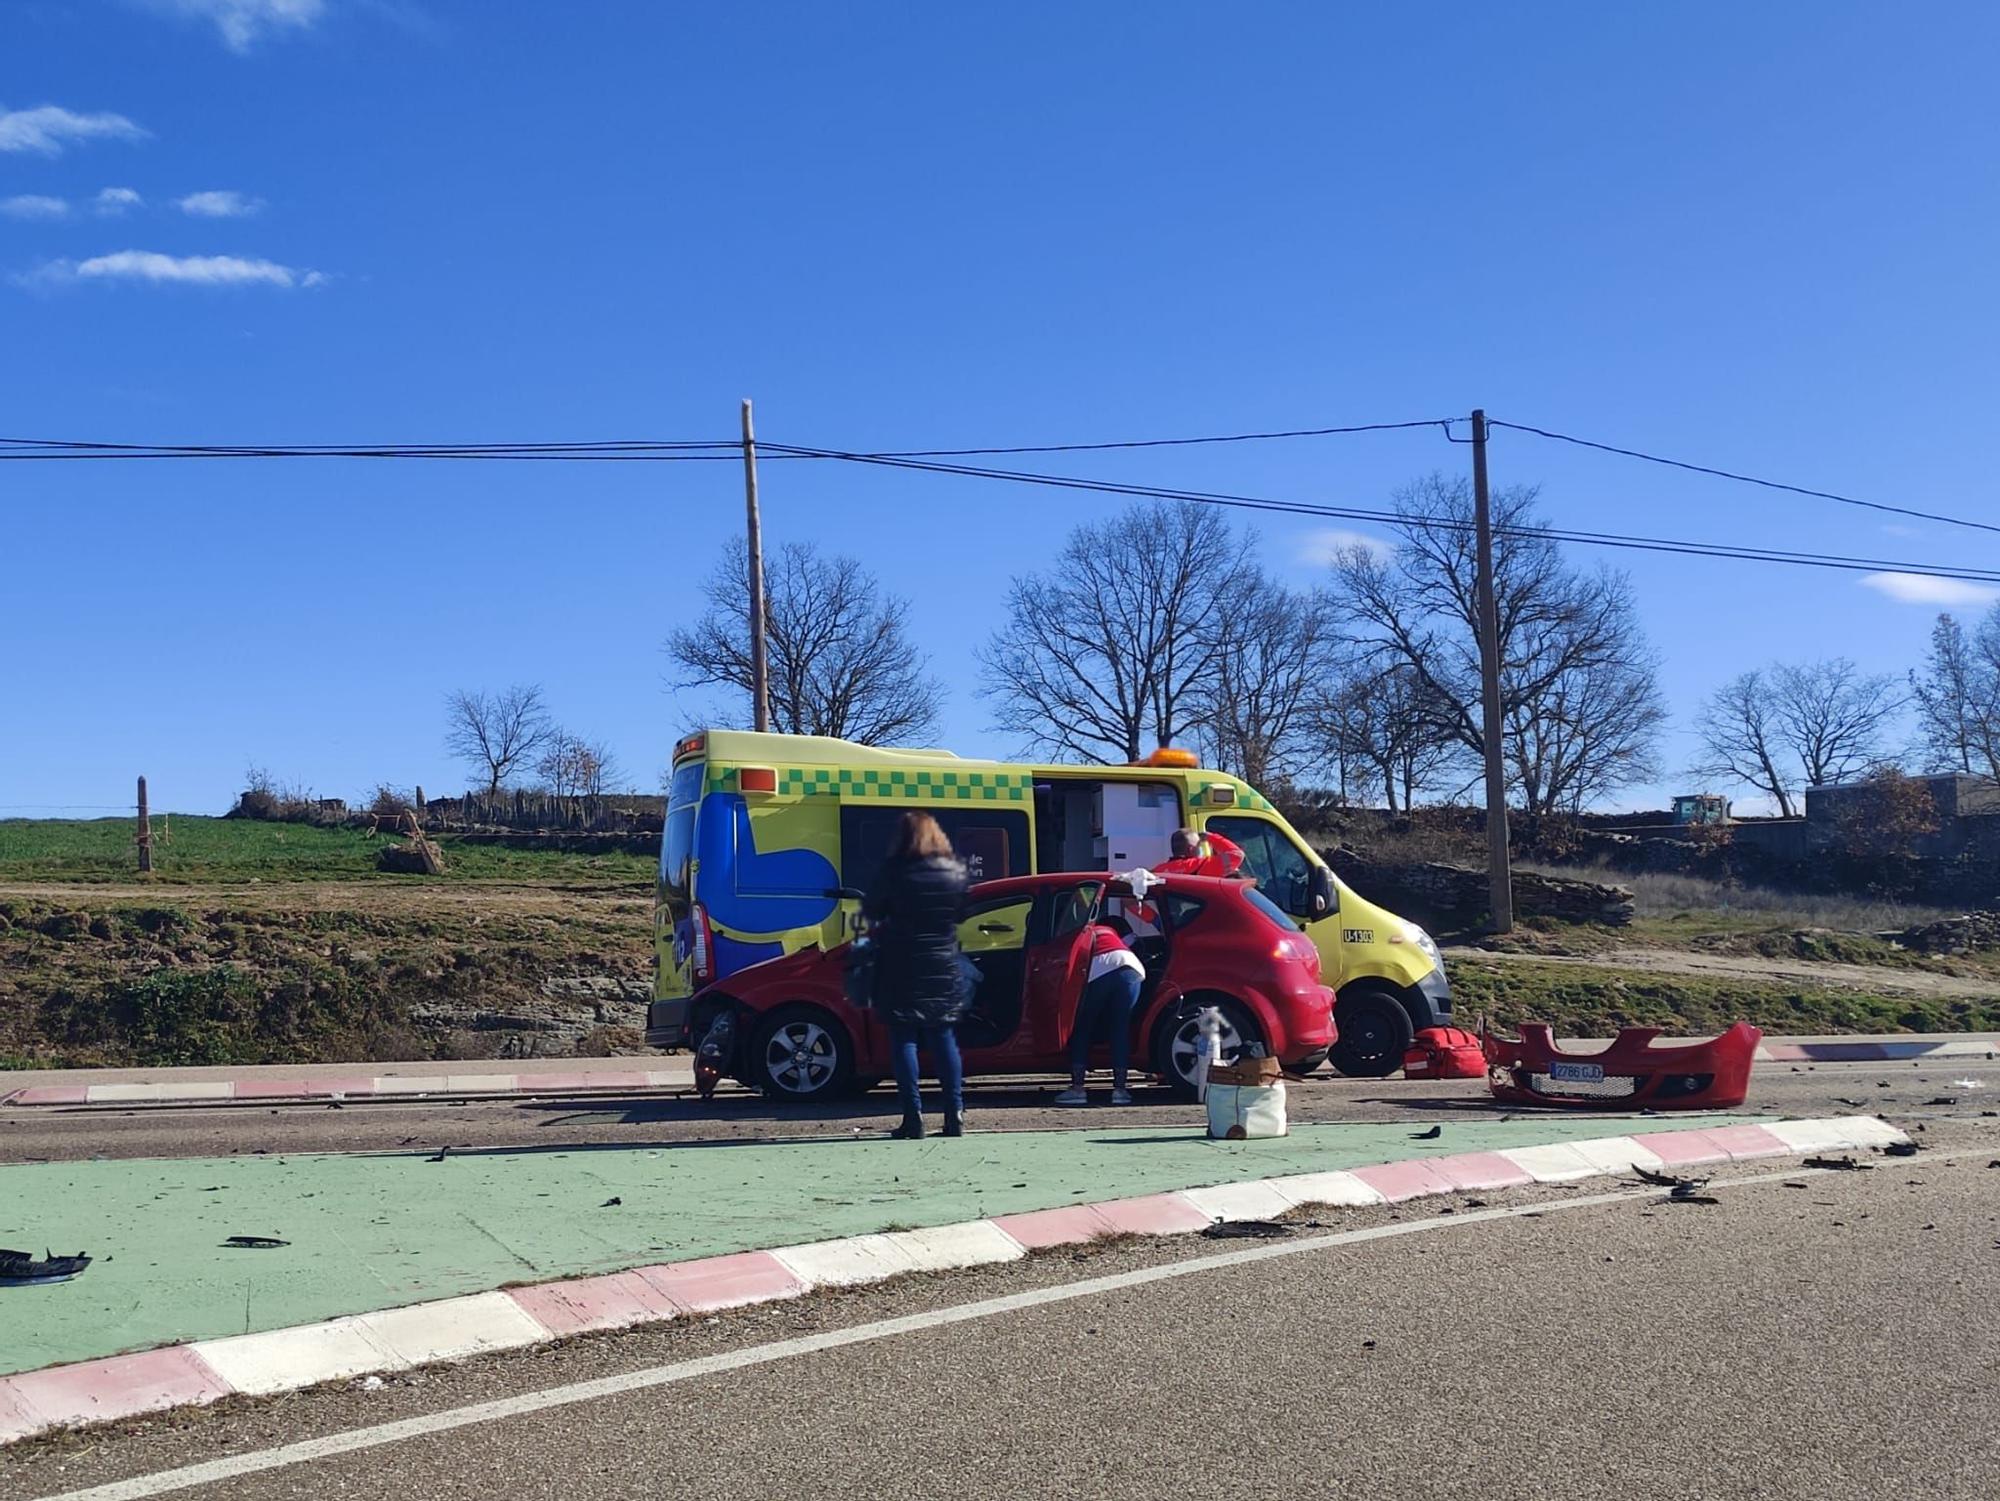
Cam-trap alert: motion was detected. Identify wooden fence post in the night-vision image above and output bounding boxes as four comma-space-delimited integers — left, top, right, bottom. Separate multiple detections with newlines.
136, 775, 153, 873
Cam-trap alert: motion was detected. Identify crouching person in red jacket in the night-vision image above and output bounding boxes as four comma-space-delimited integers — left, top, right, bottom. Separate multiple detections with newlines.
1054, 922, 1145, 1107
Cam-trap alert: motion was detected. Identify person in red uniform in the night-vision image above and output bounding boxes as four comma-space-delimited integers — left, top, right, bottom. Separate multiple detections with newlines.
1053, 919, 1143, 1107
1156, 827, 1245, 879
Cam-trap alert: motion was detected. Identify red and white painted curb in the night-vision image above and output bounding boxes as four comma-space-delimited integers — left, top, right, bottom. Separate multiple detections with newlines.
1757, 1038, 1997, 1064
0, 1114, 1909, 1447
0, 1069, 691, 1108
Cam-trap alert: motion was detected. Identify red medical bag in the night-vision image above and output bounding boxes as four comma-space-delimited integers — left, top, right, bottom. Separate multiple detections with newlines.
1403, 1026, 1487, 1080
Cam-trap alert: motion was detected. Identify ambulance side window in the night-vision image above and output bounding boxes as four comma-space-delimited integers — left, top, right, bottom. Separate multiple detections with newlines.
1207, 816, 1314, 918
840, 807, 1030, 891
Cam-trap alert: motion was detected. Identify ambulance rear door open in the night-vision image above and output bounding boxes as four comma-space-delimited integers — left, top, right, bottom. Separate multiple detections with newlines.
1032, 776, 1182, 873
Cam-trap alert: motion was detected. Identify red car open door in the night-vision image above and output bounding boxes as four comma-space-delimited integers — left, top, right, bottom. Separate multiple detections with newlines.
1019, 880, 1107, 1064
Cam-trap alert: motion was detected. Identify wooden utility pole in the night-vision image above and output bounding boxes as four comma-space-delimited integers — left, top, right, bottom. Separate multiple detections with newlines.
136, 775, 153, 874
740, 398, 772, 733
1471, 410, 1513, 933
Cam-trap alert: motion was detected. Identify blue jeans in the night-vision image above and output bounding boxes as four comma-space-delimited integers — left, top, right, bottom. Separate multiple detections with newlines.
889, 1023, 963, 1120
1069, 968, 1140, 1086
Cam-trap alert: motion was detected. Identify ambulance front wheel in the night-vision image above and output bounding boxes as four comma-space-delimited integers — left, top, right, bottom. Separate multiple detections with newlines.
1330, 986, 1414, 1078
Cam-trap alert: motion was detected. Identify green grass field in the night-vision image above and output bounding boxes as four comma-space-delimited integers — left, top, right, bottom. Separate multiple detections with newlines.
0, 816, 655, 886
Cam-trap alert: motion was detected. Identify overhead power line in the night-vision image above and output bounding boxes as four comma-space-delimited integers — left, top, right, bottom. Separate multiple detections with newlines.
0, 419, 1450, 462
762, 442, 2000, 586
1489, 418, 2000, 539
0, 438, 745, 462
838, 418, 1454, 458
4, 415, 1995, 580
6, 412, 1996, 546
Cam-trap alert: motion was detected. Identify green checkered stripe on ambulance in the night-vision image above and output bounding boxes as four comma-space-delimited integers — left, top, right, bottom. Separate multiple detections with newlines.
1201, 780, 1275, 813
706, 766, 1031, 801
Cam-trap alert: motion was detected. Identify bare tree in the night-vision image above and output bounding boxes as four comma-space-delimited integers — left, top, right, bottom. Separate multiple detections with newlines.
667, 541, 942, 744
575, 738, 618, 795
1191, 573, 1338, 787
1695, 657, 1903, 810
1910, 610, 2000, 779
536, 733, 620, 796
445, 685, 555, 795
1312, 661, 1463, 812
1693, 669, 1798, 816
1505, 647, 1665, 816
980, 501, 1248, 763
1330, 474, 1664, 815
1771, 657, 1902, 788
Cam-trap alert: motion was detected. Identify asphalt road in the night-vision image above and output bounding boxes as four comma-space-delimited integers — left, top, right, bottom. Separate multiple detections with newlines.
5, 1055, 1998, 1165
7, 1123, 1996, 1501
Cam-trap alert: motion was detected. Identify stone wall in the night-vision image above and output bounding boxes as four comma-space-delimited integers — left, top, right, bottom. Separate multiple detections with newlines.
1325, 847, 1635, 931
1897, 911, 2000, 956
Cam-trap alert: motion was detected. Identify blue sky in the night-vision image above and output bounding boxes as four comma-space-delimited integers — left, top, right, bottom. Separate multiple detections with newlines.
5, 1, 1998, 815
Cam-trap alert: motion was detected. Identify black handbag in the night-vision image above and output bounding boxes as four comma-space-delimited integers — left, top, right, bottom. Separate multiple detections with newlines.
843, 936, 877, 1009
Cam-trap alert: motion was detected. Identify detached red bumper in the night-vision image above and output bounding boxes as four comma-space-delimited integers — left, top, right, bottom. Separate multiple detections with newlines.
1483, 1022, 1761, 1110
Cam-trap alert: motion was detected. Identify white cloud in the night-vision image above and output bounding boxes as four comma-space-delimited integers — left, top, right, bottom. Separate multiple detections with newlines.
32, 249, 323, 289
148, 0, 327, 52
1860, 571, 2000, 607
94, 187, 143, 216
177, 189, 264, 218
0, 104, 146, 156
1302, 527, 1394, 566
1, 194, 70, 221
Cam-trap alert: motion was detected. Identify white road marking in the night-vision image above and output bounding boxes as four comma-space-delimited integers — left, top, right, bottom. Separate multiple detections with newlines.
30, 1159, 1895, 1501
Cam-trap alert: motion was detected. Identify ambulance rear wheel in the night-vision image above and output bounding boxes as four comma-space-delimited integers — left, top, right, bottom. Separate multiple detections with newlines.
1331, 986, 1414, 1078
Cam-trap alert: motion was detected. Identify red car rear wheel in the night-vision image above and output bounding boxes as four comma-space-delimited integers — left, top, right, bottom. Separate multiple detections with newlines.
1152, 996, 1264, 1101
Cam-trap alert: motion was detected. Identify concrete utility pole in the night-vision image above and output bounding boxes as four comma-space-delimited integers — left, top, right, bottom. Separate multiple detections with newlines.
136, 775, 153, 874
1471, 409, 1514, 933
740, 398, 772, 733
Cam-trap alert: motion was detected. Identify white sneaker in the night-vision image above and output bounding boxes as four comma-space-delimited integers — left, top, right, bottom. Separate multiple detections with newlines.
1052, 1086, 1089, 1107
1110, 1087, 1134, 1106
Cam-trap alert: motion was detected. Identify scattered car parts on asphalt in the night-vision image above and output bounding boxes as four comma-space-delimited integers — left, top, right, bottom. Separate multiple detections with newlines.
1199, 1218, 1293, 1239
1633, 1165, 1720, 1204
0, 1247, 92, 1284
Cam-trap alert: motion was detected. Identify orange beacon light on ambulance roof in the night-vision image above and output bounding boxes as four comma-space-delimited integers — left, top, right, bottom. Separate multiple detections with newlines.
1136, 747, 1200, 769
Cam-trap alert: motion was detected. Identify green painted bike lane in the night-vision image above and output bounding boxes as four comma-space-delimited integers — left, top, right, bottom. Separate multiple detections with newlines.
0, 1116, 1750, 1375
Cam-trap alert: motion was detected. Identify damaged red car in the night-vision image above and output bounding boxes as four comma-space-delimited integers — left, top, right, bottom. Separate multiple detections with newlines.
676, 871, 1336, 1101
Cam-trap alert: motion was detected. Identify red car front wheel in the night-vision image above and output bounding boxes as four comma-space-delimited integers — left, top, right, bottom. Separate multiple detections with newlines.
750, 1005, 857, 1100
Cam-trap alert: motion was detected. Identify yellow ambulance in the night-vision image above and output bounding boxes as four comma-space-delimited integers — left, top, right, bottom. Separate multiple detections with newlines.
648, 730, 1451, 1077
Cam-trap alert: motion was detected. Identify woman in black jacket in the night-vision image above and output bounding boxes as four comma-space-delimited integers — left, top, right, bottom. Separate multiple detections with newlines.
863, 811, 970, 1140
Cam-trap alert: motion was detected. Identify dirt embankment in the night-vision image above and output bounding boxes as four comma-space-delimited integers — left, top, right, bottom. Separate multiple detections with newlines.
0, 883, 654, 1069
